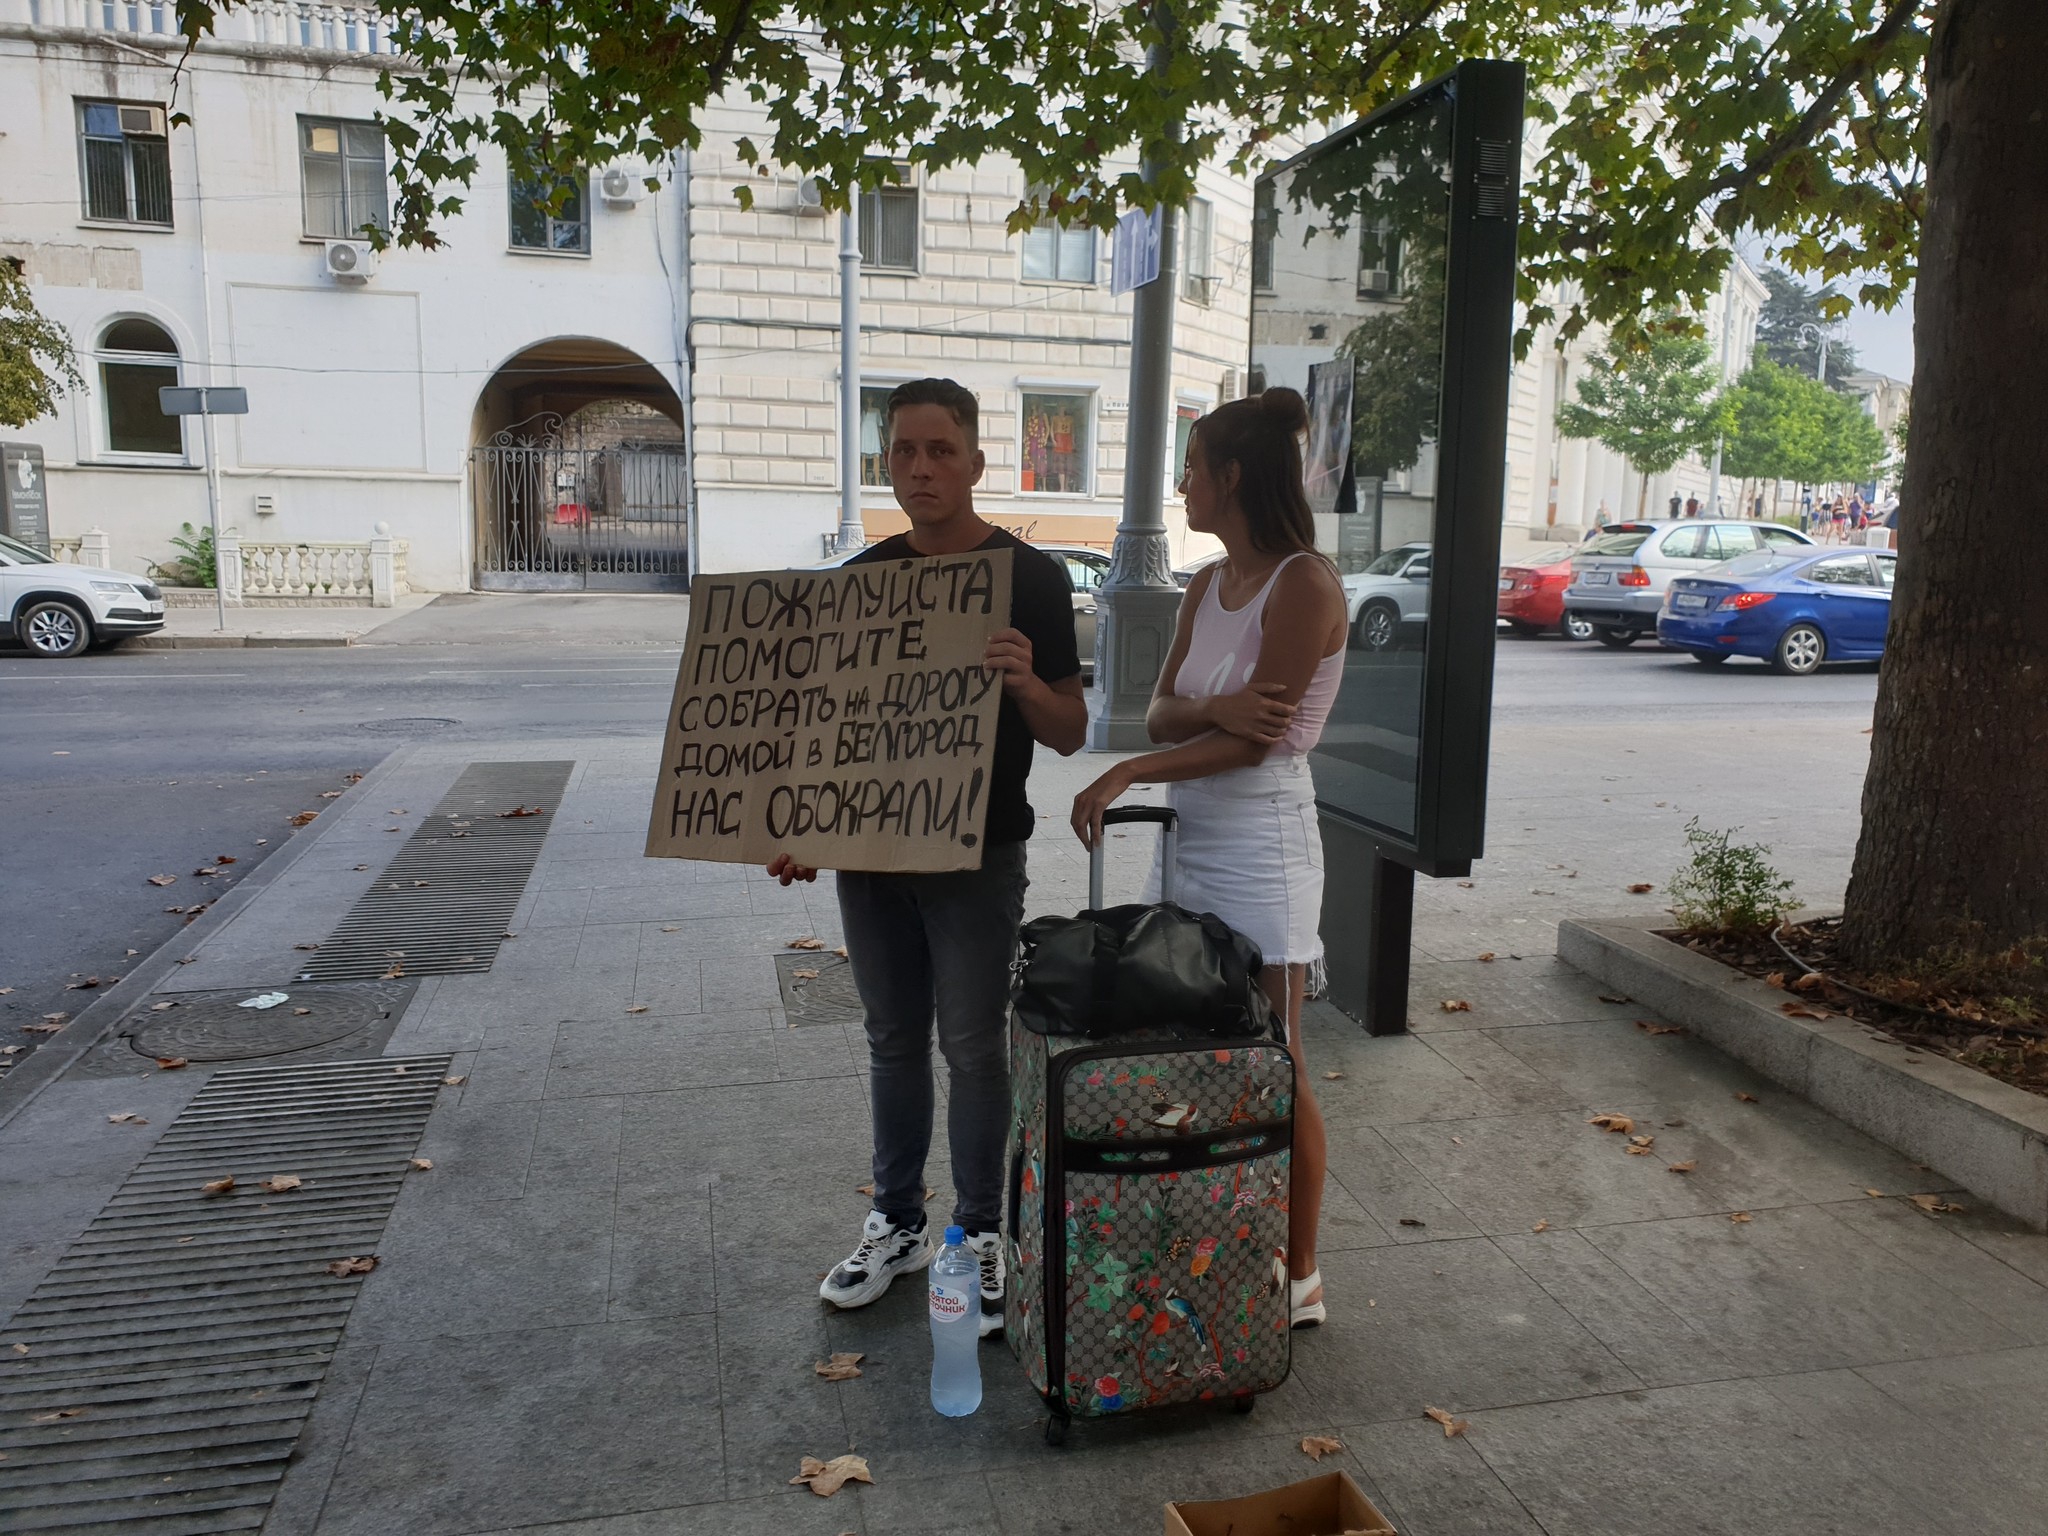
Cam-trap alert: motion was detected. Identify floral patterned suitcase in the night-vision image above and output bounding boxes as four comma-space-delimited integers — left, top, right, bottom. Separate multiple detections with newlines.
1004, 807, 1295, 1444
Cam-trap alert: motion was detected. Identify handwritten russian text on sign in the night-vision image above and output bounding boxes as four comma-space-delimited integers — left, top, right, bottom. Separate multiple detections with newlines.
645, 549, 1014, 872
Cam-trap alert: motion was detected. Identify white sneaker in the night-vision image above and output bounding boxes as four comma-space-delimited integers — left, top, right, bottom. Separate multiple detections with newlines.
963, 1229, 1005, 1338
819, 1210, 934, 1309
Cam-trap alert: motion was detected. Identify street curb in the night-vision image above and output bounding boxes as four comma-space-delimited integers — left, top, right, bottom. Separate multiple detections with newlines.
130, 635, 355, 649
1558, 918, 2048, 1232
0, 744, 421, 1131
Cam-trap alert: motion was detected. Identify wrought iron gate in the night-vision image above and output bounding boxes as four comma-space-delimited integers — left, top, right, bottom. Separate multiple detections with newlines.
471, 414, 690, 591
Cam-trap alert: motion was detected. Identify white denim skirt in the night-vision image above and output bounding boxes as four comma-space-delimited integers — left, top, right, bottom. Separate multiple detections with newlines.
1147, 754, 1325, 969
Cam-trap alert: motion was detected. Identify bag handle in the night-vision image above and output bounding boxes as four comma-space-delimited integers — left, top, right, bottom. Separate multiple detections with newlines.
1088, 804, 1177, 911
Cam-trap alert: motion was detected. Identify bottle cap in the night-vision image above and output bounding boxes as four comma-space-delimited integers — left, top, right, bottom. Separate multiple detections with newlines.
944, 1225, 965, 1245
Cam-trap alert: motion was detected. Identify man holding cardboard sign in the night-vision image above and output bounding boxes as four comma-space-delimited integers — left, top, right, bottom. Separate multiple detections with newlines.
769, 379, 1085, 1334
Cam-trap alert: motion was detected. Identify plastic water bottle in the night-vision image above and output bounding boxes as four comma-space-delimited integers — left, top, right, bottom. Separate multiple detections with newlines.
928, 1225, 982, 1417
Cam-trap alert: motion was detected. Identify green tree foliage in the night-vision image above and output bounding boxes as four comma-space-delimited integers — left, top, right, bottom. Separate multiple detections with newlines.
1556, 328, 1724, 514
1721, 361, 1888, 484
0, 263, 82, 429
1755, 269, 1861, 388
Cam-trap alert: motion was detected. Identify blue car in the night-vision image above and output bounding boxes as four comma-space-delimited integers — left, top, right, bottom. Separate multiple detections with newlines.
1657, 546, 1898, 673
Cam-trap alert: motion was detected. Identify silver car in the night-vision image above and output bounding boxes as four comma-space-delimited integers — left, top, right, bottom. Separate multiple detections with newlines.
1341, 541, 1432, 650
1564, 520, 1814, 647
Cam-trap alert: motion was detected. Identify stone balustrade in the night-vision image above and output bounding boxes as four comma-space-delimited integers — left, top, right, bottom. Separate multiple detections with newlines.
47, 530, 112, 567
16, 0, 398, 54
219, 532, 408, 607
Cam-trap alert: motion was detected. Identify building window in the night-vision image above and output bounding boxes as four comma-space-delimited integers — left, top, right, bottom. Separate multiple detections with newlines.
1180, 196, 1214, 305
300, 117, 388, 239
1250, 181, 1276, 293
78, 101, 171, 226
1173, 402, 1202, 482
509, 165, 590, 253
98, 317, 183, 456
1020, 392, 1091, 495
1020, 186, 1096, 283
858, 164, 918, 271
858, 385, 896, 487
1358, 222, 1403, 296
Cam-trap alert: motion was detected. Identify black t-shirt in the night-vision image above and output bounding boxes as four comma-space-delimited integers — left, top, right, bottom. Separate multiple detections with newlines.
850, 527, 1080, 846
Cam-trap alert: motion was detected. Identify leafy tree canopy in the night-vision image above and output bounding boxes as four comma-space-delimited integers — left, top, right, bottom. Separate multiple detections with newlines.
1721, 359, 1886, 483
0, 263, 82, 430
1756, 268, 1862, 387
160, 0, 1928, 355
1556, 326, 1724, 509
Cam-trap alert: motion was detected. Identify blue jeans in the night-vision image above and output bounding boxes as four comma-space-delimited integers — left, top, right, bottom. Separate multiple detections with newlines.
835, 842, 1028, 1234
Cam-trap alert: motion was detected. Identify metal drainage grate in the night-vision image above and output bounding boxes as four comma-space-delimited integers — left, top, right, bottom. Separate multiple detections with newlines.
301, 760, 572, 982
775, 953, 864, 1026
67, 983, 417, 1081
0, 1053, 451, 1532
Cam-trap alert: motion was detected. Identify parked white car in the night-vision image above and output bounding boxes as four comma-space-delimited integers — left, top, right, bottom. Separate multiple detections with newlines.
1564, 520, 1815, 647
1341, 541, 1432, 651
0, 534, 166, 657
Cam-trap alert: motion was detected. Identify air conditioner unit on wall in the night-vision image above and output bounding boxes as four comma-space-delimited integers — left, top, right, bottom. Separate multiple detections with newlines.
118, 105, 166, 137
795, 176, 827, 216
323, 240, 376, 283
1220, 367, 1242, 401
600, 166, 644, 207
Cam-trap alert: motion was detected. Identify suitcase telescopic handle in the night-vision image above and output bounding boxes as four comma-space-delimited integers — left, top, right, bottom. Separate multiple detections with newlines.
1088, 805, 1178, 911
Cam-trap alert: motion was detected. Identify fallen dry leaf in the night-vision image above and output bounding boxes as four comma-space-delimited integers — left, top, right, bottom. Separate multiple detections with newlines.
344, 772, 363, 783
855, 1181, 876, 1196
1598, 994, 1631, 1005
1322, 1070, 1345, 1081
1299, 1435, 1345, 1461
833, 946, 848, 959
1791, 972, 1826, 994
1456, 879, 1474, 888
12, 1343, 27, 1355
1735, 1092, 1760, 1103
1864, 1188, 1884, 1198
814, 1352, 865, 1381
1397, 1217, 1426, 1228
442, 1076, 466, 1087
319, 790, 344, 799
1780, 1003, 1831, 1020
1423, 1406, 1470, 1438
1909, 1194, 1965, 1215
1439, 999, 1472, 1013
326, 1256, 379, 1277
1476, 951, 1496, 962
155, 1057, 188, 1071
201, 1177, 236, 1197
789, 1453, 872, 1497
1634, 1020, 1684, 1036
792, 968, 820, 981
215, 855, 237, 865
410, 1158, 434, 1171
107, 1113, 147, 1125
288, 812, 319, 827
150, 1001, 175, 1011
259, 1176, 303, 1194
381, 963, 406, 980
787, 937, 828, 950
1763, 971, 1788, 989
497, 805, 545, 818
1628, 1134, 1656, 1149
625, 1005, 651, 1015
1625, 1144, 1655, 1156
66, 976, 101, 990
195, 866, 220, 877
30, 1408, 83, 1422
1626, 883, 1655, 894
1531, 1220, 1550, 1232
148, 874, 177, 887
1730, 1211, 1753, 1224
292, 1008, 312, 1017
22, 1021, 64, 1035
1668, 1161, 1697, 1174
293, 943, 320, 952
1588, 1114, 1636, 1135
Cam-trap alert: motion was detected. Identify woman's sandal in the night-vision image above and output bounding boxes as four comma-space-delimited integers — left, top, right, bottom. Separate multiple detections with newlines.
1289, 1269, 1326, 1329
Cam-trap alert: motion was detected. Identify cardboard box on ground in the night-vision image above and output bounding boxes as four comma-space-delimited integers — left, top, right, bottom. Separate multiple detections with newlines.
645, 548, 1013, 873
1164, 1470, 1395, 1536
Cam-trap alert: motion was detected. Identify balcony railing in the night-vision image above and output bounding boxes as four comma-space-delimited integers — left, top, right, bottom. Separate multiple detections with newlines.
20, 0, 397, 54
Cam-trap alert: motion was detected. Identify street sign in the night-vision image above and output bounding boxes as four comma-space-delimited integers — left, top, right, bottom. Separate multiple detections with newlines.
0, 443, 50, 553
1110, 207, 1163, 296
158, 385, 249, 416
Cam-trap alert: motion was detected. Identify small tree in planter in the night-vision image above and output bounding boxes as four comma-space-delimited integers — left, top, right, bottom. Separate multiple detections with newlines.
1667, 818, 1801, 936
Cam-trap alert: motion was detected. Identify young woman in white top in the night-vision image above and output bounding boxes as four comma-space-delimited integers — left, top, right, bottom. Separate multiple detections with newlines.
1071, 388, 1348, 1327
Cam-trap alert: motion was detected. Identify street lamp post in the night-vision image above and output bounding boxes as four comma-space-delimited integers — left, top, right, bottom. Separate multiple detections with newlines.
1796, 321, 1833, 388
835, 209, 866, 554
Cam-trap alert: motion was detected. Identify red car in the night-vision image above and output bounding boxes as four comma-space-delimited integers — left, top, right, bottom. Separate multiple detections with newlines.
1498, 546, 1593, 639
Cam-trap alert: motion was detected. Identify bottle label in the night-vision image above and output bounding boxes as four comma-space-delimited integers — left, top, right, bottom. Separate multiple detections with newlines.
929, 1283, 969, 1322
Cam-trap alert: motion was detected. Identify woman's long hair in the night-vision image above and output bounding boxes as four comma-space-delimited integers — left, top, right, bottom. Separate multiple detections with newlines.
1190, 388, 1317, 555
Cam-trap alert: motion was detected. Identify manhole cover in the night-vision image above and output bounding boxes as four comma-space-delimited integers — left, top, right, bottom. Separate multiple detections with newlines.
776, 953, 864, 1024
359, 716, 460, 734
125, 983, 408, 1062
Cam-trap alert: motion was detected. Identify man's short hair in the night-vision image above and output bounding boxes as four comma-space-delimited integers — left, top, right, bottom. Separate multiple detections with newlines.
885, 378, 979, 452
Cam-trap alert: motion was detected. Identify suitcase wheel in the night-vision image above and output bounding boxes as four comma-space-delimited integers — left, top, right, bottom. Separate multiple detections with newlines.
1231, 1395, 1257, 1416
1044, 1411, 1071, 1447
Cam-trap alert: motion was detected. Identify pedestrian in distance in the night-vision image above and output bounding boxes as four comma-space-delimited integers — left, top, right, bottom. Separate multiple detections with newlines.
766, 377, 1087, 1339
1069, 388, 1344, 1329
1683, 493, 1700, 519
1668, 493, 1682, 518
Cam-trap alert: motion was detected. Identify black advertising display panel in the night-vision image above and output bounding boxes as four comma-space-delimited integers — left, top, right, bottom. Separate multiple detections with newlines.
1, 443, 50, 553
1250, 61, 1524, 878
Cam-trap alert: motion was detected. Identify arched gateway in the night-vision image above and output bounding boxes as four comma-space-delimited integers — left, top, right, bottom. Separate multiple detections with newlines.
469, 337, 690, 591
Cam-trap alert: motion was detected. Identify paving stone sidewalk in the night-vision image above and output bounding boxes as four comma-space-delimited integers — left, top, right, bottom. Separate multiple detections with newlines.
5, 736, 2047, 1535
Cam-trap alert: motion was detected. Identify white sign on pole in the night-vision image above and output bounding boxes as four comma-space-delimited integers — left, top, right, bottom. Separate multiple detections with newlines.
1110, 207, 1163, 297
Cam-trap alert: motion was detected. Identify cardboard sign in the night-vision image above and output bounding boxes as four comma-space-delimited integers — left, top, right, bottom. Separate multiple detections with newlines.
1165, 1471, 1394, 1536
646, 548, 1013, 872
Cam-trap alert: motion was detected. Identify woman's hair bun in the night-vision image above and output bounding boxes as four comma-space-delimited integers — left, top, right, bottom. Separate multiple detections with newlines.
1257, 386, 1310, 435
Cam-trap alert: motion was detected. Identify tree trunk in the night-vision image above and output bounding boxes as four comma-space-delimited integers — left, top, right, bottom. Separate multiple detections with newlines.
1634, 469, 1649, 518
1840, 0, 2048, 967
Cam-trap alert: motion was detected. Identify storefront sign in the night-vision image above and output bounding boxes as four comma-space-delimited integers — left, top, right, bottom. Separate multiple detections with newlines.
0, 443, 49, 553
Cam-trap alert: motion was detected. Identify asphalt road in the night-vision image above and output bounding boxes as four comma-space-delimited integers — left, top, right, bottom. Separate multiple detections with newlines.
0, 625, 1881, 1073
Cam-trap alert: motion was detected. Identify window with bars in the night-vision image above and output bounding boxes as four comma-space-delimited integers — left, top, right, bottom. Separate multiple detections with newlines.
78, 101, 171, 226
858, 165, 918, 271
509, 166, 590, 254
300, 117, 388, 239
1180, 196, 1215, 305
1020, 392, 1092, 496
98, 317, 183, 456
1020, 186, 1096, 283
1358, 222, 1404, 296
858, 386, 896, 487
